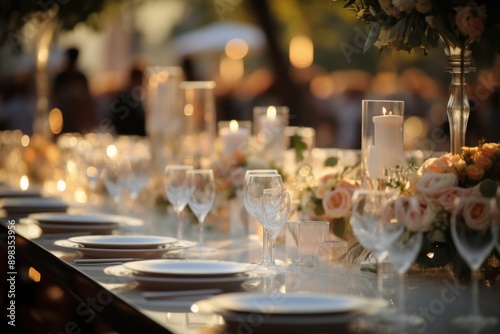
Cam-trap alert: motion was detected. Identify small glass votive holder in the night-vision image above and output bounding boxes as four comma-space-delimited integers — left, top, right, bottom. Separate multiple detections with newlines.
217, 120, 252, 159
361, 100, 404, 186
318, 240, 348, 275
253, 106, 289, 159
298, 221, 330, 269
285, 221, 299, 267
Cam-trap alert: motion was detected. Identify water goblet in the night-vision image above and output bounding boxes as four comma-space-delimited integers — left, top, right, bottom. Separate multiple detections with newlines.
262, 189, 291, 271
451, 196, 498, 329
164, 165, 193, 239
187, 169, 216, 253
124, 141, 151, 210
103, 158, 127, 212
242, 172, 283, 268
350, 189, 399, 294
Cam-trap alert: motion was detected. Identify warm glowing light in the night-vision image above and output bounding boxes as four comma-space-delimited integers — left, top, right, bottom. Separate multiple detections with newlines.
106, 144, 118, 158
220, 57, 244, 82
229, 120, 239, 132
21, 135, 30, 147
184, 104, 194, 116
426, 252, 435, 259
404, 116, 426, 138
382, 107, 387, 115
29, 267, 41, 282
225, 38, 249, 60
37, 49, 49, 63
57, 180, 66, 192
86, 166, 98, 178
75, 188, 88, 203
310, 75, 334, 99
20, 175, 29, 190
289, 35, 313, 69
49, 108, 63, 134
266, 106, 277, 121
191, 304, 199, 313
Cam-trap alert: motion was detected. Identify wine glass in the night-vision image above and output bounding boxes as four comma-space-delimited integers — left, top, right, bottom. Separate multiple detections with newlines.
124, 140, 151, 209
451, 196, 498, 329
350, 189, 399, 294
164, 165, 193, 239
262, 189, 291, 271
187, 169, 216, 253
242, 172, 283, 268
102, 158, 127, 212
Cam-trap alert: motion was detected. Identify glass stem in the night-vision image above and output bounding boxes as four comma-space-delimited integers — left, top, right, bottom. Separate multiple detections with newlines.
471, 270, 480, 317
198, 221, 204, 249
262, 228, 271, 264
176, 211, 183, 240
398, 273, 406, 315
269, 237, 276, 266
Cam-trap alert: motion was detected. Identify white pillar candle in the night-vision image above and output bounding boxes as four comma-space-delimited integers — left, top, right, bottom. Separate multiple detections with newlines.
219, 120, 250, 158
369, 108, 404, 178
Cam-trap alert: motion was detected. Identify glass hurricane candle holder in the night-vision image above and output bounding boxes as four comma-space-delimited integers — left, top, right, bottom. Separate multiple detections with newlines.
361, 100, 404, 188
253, 106, 289, 160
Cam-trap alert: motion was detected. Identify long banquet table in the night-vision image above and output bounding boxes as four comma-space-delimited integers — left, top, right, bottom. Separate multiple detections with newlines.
2, 205, 500, 334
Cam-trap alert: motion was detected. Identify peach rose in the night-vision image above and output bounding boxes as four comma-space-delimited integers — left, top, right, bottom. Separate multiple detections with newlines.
462, 198, 490, 231
417, 172, 458, 198
415, 0, 431, 14
397, 195, 433, 232
455, 6, 486, 38
322, 188, 352, 219
479, 143, 500, 159
465, 165, 484, 181
438, 187, 465, 211
473, 153, 492, 170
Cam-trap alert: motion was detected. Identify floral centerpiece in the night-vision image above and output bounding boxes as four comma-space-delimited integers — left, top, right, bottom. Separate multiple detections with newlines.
390, 141, 500, 277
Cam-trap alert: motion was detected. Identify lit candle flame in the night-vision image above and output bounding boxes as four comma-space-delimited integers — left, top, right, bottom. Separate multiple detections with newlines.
20, 175, 29, 190
267, 106, 277, 121
106, 144, 117, 158
382, 107, 393, 115
229, 120, 239, 132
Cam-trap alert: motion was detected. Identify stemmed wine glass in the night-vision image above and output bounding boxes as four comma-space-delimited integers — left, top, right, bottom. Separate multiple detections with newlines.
187, 169, 216, 253
124, 141, 151, 210
350, 189, 400, 294
450, 196, 498, 329
385, 196, 424, 326
242, 172, 283, 268
262, 189, 291, 271
103, 158, 127, 212
164, 165, 193, 239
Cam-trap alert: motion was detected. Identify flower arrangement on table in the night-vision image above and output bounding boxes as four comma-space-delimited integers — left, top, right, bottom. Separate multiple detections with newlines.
297, 158, 361, 243
340, 0, 500, 64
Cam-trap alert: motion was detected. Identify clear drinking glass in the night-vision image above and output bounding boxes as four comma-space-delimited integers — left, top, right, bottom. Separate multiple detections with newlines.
451, 196, 498, 329
242, 172, 283, 268
124, 139, 151, 204
187, 169, 216, 253
164, 165, 193, 239
262, 189, 291, 271
103, 158, 127, 211
350, 189, 399, 294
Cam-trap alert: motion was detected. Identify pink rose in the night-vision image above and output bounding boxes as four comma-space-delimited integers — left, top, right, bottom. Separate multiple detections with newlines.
417, 172, 458, 198
455, 6, 486, 38
438, 187, 465, 211
465, 165, 484, 182
462, 198, 490, 231
396, 195, 433, 232
322, 188, 352, 219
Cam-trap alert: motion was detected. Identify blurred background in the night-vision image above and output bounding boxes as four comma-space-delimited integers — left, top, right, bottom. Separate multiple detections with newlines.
1, 0, 499, 152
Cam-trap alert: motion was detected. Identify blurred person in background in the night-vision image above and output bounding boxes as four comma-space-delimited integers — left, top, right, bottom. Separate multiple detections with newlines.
111, 64, 146, 136
51, 47, 97, 134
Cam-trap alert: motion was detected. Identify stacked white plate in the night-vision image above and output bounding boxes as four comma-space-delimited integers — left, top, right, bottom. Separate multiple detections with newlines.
27, 213, 142, 235
193, 293, 388, 333
54, 235, 194, 259
0, 186, 42, 198
1, 197, 68, 217
104, 259, 261, 290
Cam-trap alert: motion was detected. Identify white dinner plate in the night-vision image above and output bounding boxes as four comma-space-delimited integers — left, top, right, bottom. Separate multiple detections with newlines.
195, 292, 387, 315
193, 293, 388, 333
68, 235, 177, 249
29, 213, 119, 225
104, 264, 263, 290
123, 259, 255, 278
1, 197, 68, 213
54, 239, 196, 258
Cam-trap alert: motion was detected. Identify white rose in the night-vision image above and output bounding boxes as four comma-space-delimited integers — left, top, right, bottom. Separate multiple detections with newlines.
322, 188, 352, 219
437, 187, 465, 212
397, 195, 433, 232
417, 172, 458, 198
